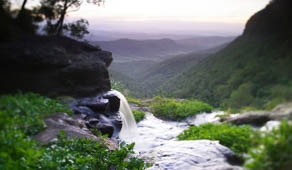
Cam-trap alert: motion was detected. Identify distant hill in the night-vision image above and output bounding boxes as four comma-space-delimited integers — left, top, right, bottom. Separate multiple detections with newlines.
136, 44, 229, 96
108, 43, 228, 98
91, 36, 234, 93
162, 0, 292, 110
92, 36, 234, 62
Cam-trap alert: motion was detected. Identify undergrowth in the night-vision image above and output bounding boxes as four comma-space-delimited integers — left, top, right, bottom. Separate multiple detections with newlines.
132, 110, 146, 122
245, 121, 292, 170
177, 123, 255, 155
0, 93, 147, 169
150, 97, 212, 120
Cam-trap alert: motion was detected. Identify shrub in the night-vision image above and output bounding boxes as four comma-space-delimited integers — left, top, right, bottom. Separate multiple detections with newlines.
150, 97, 212, 120
177, 123, 254, 155
245, 121, 292, 170
38, 131, 146, 170
0, 93, 71, 136
132, 110, 146, 122
0, 93, 70, 169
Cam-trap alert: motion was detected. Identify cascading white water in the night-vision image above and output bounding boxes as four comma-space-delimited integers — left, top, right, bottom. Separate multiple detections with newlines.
109, 90, 138, 141
102, 90, 240, 169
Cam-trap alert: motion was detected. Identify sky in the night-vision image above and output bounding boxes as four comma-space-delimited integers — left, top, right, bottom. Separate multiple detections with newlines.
26, 0, 271, 36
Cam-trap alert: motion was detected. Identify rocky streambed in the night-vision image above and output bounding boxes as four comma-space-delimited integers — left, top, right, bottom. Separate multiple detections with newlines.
124, 110, 243, 170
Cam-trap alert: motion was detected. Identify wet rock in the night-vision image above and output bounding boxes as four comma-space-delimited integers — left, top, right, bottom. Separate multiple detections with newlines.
77, 97, 108, 112
103, 93, 120, 112
270, 103, 292, 120
86, 118, 100, 128
97, 123, 114, 137
70, 92, 123, 138
142, 140, 242, 170
35, 113, 117, 150
71, 106, 96, 117
226, 111, 271, 126
226, 103, 292, 126
35, 113, 97, 144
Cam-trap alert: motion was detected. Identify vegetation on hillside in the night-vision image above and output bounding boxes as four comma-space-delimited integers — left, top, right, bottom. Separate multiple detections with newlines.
177, 123, 254, 155
0, 93, 147, 169
162, 14, 292, 111
150, 97, 212, 120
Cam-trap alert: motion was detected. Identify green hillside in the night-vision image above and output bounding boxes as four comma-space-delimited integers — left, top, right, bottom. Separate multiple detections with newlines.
163, 0, 292, 110
137, 44, 228, 96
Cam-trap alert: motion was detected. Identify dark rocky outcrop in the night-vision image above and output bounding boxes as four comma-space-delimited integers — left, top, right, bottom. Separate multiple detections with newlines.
244, 0, 292, 37
0, 35, 112, 97
36, 91, 123, 146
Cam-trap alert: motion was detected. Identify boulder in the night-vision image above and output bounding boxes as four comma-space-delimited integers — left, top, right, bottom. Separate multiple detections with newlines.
35, 113, 117, 150
0, 35, 112, 97
269, 103, 292, 120
226, 103, 292, 126
226, 111, 271, 126
70, 93, 122, 138
142, 140, 242, 170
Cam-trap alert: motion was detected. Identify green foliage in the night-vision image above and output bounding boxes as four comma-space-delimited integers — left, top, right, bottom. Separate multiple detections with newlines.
0, 93, 71, 136
0, 125, 43, 170
0, 93, 147, 170
132, 110, 146, 122
245, 121, 292, 170
162, 34, 292, 110
177, 123, 254, 155
38, 131, 146, 170
150, 97, 212, 120
0, 93, 70, 169
63, 19, 89, 39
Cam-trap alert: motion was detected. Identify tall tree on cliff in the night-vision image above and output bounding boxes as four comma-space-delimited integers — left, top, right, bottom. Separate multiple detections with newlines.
40, 0, 104, 36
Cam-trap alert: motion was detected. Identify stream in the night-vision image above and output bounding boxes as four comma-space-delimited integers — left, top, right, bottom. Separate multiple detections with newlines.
120, 108, 242, 170
107, 90, 242, 170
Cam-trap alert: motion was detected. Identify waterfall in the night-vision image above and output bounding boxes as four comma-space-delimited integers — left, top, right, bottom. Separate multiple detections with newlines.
110, 90, 138, 141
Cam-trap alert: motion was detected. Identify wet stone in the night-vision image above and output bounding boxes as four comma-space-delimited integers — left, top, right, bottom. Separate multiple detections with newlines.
70, 93, 122, 138
77, 97, 108, 112
103, 93, 120, 112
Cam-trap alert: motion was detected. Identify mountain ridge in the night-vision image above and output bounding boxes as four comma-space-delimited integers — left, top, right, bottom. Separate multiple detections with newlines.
161, 0, 292, 110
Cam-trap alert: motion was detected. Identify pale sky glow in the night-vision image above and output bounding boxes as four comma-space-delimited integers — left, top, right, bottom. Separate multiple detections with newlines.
72, 0, 270, 23
66, 0, 271, 35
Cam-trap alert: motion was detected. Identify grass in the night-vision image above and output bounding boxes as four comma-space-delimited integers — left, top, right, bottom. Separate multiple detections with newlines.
0, 93, 147, 170
132, 110, 146, 122
150, 96, 212, 121
177, 123, 254, 155
245, 121, 292, 170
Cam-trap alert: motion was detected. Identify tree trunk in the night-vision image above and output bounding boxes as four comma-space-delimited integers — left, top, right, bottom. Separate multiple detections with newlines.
18, 0, 28, 18
56, 0, 68, 36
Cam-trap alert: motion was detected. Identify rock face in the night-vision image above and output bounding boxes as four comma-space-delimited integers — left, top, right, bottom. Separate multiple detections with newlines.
244, 0, 292, 37
0, 35, 112, 97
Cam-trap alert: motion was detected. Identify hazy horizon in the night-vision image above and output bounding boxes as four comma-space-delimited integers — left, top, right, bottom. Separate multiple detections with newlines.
70, 0, 270, 37
22, 0, 271, 39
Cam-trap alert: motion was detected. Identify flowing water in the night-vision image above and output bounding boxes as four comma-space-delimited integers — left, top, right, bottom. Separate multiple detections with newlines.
130, 112, 242, 170
109, 90, 138, 140
112, 91, 241, 169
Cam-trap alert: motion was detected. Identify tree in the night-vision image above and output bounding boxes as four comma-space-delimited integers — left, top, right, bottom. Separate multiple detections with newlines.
63, 18, 89, 38
18, 0, 28, 18
40, 0, 104, 36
